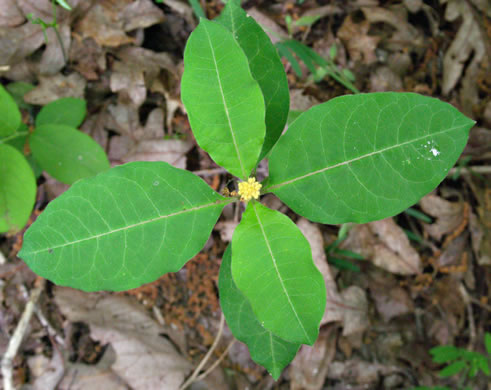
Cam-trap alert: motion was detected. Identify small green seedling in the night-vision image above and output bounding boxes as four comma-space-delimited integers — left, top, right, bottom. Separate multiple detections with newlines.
17, 1, 475, 379
0, 86, 109, 233
412, 333, 491, 390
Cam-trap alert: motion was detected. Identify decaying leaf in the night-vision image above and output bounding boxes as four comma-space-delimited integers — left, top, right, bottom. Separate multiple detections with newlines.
338, 14, 380, 64
54, 287, 191, 390
369, 273, 414, 322
341, 218, 422, 275
339, 286, 370, 336
296, 218, 343, 324
75, 0, 164, 47
440, 0, 486, 95
290, 327, 337, 390
23, 73, 86, 105
0, 0, 25, 27
419, 194, 466, 240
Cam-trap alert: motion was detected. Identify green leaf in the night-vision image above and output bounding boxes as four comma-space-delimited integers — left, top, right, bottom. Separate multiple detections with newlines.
188, 0, 206, 19
29, 124, 110, 184
19, 162, 230, 291
430, 345, 462, 363
327, 257, 361, 272
217, 1, 289, 161
276, 42, 302, 77
231, 202, 326, 345
218, 245, 300, 379
181, 19, 266, 179
0, 84, 22, 137
35, 98, 87, 128
266, 93, 475, 224
477, 355, 490, 375
0, 144, 36, 233
485, 332, 491, 355
6, 82, 35, 110
439, 360, 467, 378
55, 0, 72, 10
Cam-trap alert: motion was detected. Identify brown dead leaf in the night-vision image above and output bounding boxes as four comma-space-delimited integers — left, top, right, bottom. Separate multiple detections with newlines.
214, 221, 238, 242
339, 286, 369, 336
441, 0, 486, 95
109, 47, 175, 107
419, 194, 466, 240
369, 274, 414, 322
38, 24, 71, 75
369, 66, 403, 92
119, 139, 192, 168
0, 22, 46, 66
362, 6, 422, 52
0, 0, 24, 27
296, 218, 343, 325
76, 0, 164, 47
290, 327, 337, 390
58, 347, 130, 390
338, 14, 380, 64
341, 219, 421, 275
23, 73, 86, 105
54, 287, 191, 390
327, 359, 397, 385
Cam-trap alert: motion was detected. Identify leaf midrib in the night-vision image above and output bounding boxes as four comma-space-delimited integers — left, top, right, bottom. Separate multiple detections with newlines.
252, 202, 310, 343
203, 23, 246, 179
26, 199, 230, 255
267, 124, 465, 191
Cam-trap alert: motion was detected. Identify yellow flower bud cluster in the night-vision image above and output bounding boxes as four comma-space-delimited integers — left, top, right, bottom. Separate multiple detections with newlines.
238, 177, 262, 202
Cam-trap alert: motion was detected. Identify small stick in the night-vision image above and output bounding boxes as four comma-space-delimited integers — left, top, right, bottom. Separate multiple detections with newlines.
1, 278, 45, 390
195, 339, 236, 382
179, 313, 225, 390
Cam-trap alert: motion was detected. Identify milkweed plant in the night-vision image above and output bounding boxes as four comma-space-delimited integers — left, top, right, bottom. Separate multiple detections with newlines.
17, 0, 475, 378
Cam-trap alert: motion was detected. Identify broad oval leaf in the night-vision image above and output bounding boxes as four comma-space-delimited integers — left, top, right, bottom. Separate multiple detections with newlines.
266, 92, 475, 224
19, 162, 231, 292
217, 1, 289, 161
35, 97, 87, 128
29, 124, 110, 184
0, 144, 36, 233
219, 245, 300, 379
181, 18, 266, 180
231, 202, 326, 345
0, 84, 22, 137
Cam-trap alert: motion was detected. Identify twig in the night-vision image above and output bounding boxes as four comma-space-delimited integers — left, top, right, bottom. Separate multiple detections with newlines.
179, 313, 225, 390
459, 283, 476, 350
1, 278, 45, 390
195, 339, 236, 382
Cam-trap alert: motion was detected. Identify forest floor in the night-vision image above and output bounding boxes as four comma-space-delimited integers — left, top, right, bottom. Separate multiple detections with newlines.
0, 0, 490, 389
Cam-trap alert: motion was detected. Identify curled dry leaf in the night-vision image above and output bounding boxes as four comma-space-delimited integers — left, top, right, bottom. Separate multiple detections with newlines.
296, 218, 343, 325
54, 287, 191, 390
419, 194, 466, 240
341, 218, 422, 275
